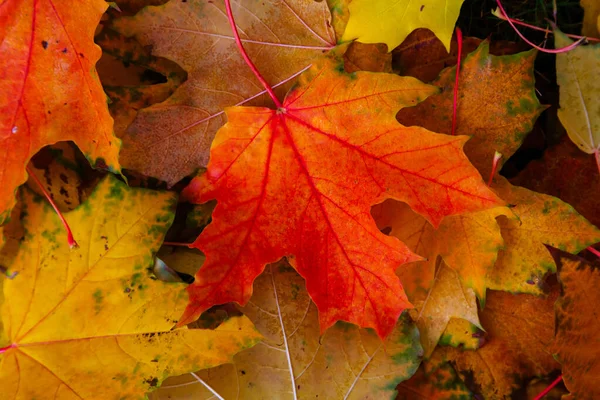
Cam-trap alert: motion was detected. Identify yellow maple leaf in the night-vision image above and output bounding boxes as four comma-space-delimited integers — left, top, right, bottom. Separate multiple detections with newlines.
0, 177, 261, 399
342, 0, 465, 52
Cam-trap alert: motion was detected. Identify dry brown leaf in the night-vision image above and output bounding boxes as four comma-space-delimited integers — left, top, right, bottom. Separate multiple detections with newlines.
113, 0, 336, 185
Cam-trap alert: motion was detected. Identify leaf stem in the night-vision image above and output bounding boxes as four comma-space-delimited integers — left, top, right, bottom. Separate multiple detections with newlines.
190, 372, 225, 400
163, 241, 193, 247
533, 374, 563, 400
494, 10, 600, 43
487, 152, 503, 186
588, 246, 600, 259
0, 343, 16, 354
494, 0, 586, 53
224, 0, 283, 108
451, 27, 463, 136
26, 165, 78, 248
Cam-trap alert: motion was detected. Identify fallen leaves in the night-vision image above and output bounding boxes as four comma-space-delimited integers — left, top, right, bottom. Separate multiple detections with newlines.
550, 249, 600, 399
2, 1, 600, 398
397, 41, 544, 179
0, 177, 261, 399
112, 0, 336, 185
415, 262, 482, 357
375, 200, 509, 300
554, 30, 600, 169
342, 0, 465, 51
154, 261, 422, 400
487, 178, 600, 294
180, 55, 501, 338
511, 135, 600, 227
0, 0, 121, 225
447, 288, 560, 399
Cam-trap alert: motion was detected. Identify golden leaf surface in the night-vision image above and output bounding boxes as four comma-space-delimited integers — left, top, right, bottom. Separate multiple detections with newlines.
373, 199, 509, 302
0, 177, 261, 399
488, 177, 600, 294
581, 0, 600, 38
415, 262, 482, 357
153, 261, 422, 400
342, 0, 465, 51
113, 0, 336, 185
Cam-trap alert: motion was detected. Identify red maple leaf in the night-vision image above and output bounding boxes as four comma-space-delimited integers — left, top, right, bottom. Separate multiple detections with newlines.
179, 53, 502, 338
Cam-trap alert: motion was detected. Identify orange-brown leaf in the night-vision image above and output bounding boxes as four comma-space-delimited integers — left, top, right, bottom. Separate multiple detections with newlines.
549, 249, 600, 399
181, 57, 502, 338
0, 0, 120, 224
447, 288, 560, 399
397, 41, 544, 179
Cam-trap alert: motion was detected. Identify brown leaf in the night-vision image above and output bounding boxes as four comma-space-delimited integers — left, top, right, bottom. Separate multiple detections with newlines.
113, 0, 336, 185
446, 288, 560, 399
549, 248, 600, 399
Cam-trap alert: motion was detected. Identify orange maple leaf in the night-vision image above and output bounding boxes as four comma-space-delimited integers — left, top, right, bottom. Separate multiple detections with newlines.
0, 0, 120, 224
181, 57, 503, 338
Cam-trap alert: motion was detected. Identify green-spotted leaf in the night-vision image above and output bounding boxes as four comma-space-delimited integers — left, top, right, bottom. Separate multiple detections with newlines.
487, 178, 600, 294
0, 176, 261, 399
397, 41, 544, 179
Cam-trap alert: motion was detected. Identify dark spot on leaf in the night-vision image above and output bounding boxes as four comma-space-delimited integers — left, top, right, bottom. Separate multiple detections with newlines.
241, 370, 246, 375
47, 110, 51, 114
145, 377, 159, 387
41, 41, 48, 49
420, 5, 424, 11
79, 52, 84, 58
61, 48, 67, 53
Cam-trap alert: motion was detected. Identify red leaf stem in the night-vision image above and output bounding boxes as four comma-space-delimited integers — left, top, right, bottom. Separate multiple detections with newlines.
224, 0, 282, 108
533, 374, 563, 400
163, 241, 194, 247
588, 246, 600, 259
495, 0, 586, 53
26, 165, 78, 248
451, 27, 463, 136
494, 10, 600, 42
487, 151, 502, 186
